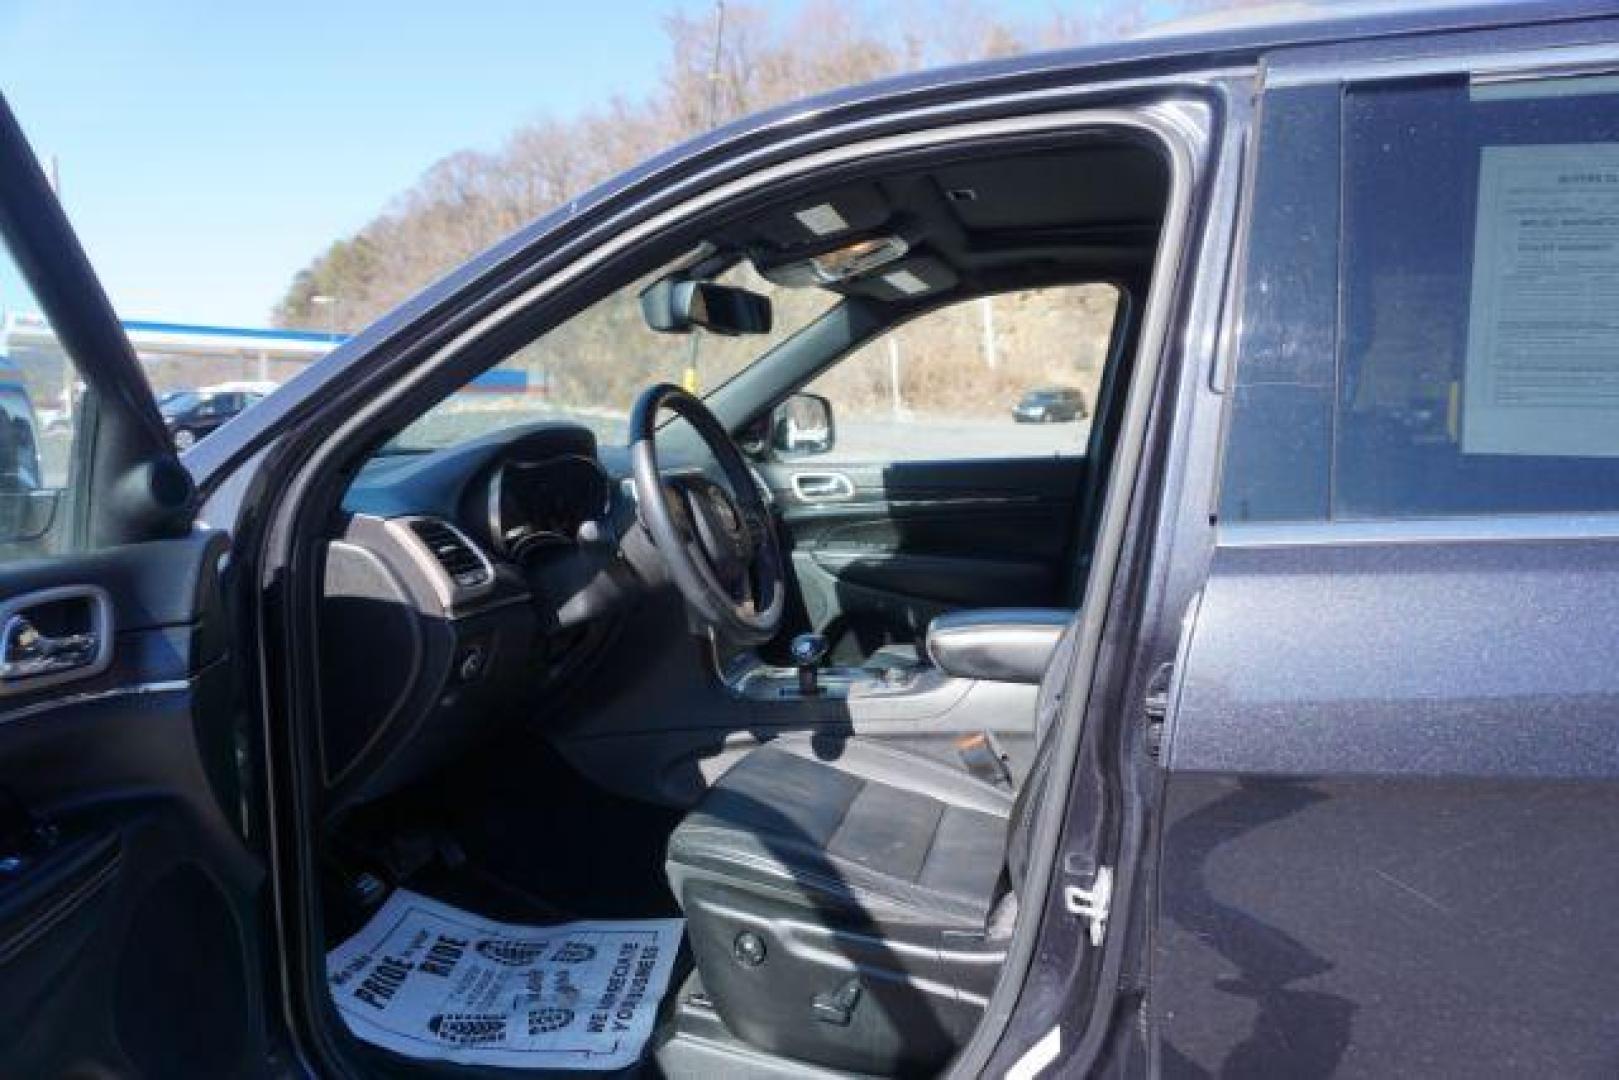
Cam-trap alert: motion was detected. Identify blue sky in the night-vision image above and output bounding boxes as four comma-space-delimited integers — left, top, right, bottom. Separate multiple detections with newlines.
0, 0, 1135, 327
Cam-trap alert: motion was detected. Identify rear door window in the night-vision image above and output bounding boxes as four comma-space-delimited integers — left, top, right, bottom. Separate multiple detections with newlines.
1335, 74, 1619, 518
1221, 72, 1619, 523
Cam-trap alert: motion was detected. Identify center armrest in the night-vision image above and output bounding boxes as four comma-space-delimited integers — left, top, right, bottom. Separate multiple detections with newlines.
924, 608, 1073, 685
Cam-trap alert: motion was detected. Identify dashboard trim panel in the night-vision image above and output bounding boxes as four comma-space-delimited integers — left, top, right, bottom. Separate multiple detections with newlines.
382, 515, 499, 611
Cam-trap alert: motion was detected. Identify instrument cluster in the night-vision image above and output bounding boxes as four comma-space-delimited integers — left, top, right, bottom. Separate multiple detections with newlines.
488, 454, 612, 560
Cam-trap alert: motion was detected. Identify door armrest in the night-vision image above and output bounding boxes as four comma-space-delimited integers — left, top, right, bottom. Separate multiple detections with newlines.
924, 608, 1073, 685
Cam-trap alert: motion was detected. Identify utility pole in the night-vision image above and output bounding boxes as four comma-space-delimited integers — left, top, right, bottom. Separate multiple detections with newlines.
888, 336, 904, 420
47, 155, 75, 422
979, 297, 998, 370
707, 0, 727, 126
684, 0, 726, 395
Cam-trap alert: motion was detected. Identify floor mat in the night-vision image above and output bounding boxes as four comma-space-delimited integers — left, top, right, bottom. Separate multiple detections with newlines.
328, 889, 683, 1071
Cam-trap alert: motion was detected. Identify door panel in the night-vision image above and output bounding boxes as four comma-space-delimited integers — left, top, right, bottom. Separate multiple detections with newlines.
0, 536, 269, 1076
0, 93, 270, 1076
1156, 537, 1619, 1075
761, 455, 1085, 660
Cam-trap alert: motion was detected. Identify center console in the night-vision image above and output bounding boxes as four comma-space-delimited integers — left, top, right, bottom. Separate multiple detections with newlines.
721, 608, 1072, 705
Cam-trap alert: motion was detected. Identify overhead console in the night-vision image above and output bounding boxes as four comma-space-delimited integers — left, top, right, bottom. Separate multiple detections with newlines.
710, 138, 1167, 308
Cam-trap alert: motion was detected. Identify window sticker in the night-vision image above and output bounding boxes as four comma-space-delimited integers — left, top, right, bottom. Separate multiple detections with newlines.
1462, 143, 1619, 456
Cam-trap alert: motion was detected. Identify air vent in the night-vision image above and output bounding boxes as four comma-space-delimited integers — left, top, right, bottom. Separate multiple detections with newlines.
407, 519, 491, 590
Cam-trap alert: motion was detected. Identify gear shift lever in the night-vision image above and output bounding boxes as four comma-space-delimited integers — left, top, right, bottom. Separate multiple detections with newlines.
790, 633, 829, 696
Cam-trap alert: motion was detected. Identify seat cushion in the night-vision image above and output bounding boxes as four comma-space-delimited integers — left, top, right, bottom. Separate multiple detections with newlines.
666, 735, 1012, 929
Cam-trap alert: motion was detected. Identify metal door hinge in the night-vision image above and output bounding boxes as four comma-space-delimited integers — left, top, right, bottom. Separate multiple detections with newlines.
1065, 865, 1112, 947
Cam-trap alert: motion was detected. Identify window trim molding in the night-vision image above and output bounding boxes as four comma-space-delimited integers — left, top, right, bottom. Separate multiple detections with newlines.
1222, 512, 1619, 549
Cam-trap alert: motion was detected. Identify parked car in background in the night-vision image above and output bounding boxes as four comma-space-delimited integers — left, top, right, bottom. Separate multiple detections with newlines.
1012, 385, 1087, 422
0, 355, 45, 548
0, 355, 40, 492
159, 380, 275, 449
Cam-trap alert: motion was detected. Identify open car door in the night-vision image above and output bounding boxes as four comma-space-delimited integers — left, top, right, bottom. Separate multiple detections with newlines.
0, 98, 273, 1074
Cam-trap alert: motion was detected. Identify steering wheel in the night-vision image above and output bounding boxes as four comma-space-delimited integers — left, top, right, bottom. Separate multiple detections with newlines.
629, 383, 785, 646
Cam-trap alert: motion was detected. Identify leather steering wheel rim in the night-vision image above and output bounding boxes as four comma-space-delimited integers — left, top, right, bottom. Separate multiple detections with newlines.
629, 383, 785, 645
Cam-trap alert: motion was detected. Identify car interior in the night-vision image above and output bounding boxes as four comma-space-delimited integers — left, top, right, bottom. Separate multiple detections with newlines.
309, 132, 1170, 1077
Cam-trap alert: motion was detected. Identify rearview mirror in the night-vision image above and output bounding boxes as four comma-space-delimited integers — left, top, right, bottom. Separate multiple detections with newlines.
640, 279, 773, 336
770, 393, 835, 458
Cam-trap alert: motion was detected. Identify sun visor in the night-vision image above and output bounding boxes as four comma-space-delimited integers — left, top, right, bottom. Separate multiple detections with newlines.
839, 255, 958, 301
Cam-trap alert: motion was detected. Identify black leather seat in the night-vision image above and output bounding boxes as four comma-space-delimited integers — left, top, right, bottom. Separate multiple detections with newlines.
665, 620, 1078, 1074
667, 735, 1013, 930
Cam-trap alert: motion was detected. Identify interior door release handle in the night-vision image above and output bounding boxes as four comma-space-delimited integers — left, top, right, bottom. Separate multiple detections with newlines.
792, 472, 854, 502
0, 617, 98, 680
0, 586, 113, 692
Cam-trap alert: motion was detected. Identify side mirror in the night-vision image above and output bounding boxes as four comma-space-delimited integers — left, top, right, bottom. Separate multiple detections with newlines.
770, 393, 835, 458
640, 279, 773, 337
0, 487, 59, 546
0, 408, 53, 544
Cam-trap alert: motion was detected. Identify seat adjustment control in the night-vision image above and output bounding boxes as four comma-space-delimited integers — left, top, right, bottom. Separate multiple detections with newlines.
732, 930, 766, 967
812, 978, 862, 1025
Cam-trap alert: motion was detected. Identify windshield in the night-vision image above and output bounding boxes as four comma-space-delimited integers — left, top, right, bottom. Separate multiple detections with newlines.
391, 260, 838, 452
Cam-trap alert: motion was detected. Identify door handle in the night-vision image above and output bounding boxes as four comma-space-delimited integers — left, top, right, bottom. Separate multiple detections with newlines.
791, 472, 855, 502
1, 618, 98, 680
0, 587, 112, 694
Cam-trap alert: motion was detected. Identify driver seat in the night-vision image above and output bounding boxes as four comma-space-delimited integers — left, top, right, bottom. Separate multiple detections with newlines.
665, 617, 1079, 1075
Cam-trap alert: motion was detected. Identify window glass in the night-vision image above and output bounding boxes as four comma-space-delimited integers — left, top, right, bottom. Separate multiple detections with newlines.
0, 244, 89, 560
1217, 85, 1340, 524
801, 284, 1119, 462
393, 260, 837, 452
1335, 75, 1619, 518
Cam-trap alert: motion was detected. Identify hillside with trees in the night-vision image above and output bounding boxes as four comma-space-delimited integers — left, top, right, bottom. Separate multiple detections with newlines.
273, 1, 1228, 425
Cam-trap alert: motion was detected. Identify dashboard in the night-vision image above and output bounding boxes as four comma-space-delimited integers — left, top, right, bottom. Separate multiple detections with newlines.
317, 422, 649, 812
